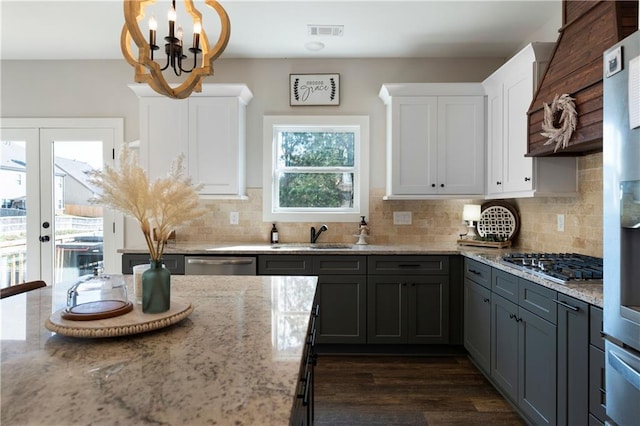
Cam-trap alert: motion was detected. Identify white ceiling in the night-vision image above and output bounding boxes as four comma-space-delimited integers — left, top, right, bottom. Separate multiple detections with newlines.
0, 0, 561, 60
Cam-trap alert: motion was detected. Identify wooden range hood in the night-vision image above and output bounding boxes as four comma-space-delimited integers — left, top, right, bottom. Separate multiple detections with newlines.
527, 0, 638, 156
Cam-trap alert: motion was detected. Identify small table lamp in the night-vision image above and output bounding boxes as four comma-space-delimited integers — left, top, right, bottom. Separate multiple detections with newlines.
462, 204, 482, 238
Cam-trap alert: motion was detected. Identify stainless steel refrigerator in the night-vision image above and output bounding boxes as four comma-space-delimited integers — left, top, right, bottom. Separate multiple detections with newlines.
603, 30, 640, 426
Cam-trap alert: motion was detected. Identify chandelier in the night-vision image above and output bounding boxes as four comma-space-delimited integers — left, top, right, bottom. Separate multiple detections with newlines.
121, 0, 230, 99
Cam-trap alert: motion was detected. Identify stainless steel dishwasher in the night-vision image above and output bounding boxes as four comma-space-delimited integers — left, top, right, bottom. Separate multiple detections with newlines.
184, 256, 257, 275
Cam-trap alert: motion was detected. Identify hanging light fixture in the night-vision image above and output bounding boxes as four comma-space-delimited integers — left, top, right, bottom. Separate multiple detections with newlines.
121, 0, 230, 99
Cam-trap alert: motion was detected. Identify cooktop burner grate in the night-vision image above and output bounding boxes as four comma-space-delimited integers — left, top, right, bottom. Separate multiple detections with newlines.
500, 253, 603, 285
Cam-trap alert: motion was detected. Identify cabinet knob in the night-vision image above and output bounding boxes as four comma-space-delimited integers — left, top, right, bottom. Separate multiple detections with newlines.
431, 184, 436, 188
524, 177, 531, 182
440, 184, 444, 188
483, 298, 490, 303
496, 181, 502, 185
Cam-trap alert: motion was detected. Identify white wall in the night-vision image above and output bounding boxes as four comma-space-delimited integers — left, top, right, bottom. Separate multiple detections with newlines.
2, 57, 506, 190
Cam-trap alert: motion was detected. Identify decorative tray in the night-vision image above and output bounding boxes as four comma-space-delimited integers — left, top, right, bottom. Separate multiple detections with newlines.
45, 297, 194, 338
476, 200, 520, 241
457, 239, 512, 249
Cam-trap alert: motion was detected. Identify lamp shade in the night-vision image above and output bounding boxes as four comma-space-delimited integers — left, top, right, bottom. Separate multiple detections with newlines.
462, 204, 482, 221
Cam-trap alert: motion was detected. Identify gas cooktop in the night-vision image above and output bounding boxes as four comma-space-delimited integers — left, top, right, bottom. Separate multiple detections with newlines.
500, 253, 603, 285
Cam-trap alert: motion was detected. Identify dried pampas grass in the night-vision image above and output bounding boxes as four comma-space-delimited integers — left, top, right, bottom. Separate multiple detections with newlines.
89, 144, 205, 261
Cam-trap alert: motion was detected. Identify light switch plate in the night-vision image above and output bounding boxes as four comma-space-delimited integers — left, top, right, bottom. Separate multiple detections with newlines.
393, 211, 412, 225
557, 214, 565, 232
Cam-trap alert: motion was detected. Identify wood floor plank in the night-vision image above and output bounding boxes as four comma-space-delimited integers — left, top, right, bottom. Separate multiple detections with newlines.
314, 355, 525, 426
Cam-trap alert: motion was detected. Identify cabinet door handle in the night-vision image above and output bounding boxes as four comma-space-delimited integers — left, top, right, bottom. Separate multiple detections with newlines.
483, 298, 490, 303
524, 177, 531, 182
496, 181, 502, 185
552, 299, 580, 311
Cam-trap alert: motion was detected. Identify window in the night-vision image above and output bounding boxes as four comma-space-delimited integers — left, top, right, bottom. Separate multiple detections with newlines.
263, 116, 369, 222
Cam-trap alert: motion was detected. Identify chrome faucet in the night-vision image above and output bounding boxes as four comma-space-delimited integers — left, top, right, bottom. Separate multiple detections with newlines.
310, 225, 328, 243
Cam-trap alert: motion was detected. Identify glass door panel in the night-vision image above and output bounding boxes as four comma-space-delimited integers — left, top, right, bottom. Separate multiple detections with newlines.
0, 129, 39, 288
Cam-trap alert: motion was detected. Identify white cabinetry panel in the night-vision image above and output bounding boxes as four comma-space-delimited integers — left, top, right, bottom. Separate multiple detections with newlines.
380, 83, 485, 199
483, 43, 577, 198
131, 84, 252, 198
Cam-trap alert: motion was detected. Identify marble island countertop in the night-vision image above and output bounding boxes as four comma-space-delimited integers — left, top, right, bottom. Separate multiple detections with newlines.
1, 275, 318, 425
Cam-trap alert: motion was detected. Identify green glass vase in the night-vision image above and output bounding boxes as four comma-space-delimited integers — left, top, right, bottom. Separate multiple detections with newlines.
142, 259, 171, 313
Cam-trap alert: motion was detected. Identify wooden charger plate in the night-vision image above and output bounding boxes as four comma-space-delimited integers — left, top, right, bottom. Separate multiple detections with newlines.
45, 297, 194, 338
61, 300, 134, 321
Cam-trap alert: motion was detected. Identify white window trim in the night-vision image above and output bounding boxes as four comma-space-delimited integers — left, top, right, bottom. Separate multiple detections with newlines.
263, 115, 369, 223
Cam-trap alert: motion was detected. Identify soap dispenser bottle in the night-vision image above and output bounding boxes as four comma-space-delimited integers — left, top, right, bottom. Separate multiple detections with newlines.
270, 224, 279, 244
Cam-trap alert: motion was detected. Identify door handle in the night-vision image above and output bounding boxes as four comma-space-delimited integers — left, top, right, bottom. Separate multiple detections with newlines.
609, 351, 640, 391
39, 235, 50, 242
552, 299, 580, 311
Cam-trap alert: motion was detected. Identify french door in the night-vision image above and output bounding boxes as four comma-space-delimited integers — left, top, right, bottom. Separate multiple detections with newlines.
0, 119, 123, 302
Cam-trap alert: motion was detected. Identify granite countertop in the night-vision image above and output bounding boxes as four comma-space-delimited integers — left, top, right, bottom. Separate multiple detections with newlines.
1, 275, 318, 425
119, 241, 463, 255
462, 251, 604, 308
119, 242, 603, 307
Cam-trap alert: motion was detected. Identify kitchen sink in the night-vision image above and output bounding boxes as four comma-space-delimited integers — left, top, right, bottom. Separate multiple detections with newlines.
308, 243, 353, 249
269, 243, 354, 250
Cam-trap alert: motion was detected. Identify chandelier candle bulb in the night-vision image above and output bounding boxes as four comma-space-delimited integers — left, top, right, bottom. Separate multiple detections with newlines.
193, 22, 201, 50
149, 16, 157, 48
168, 6, 176, 39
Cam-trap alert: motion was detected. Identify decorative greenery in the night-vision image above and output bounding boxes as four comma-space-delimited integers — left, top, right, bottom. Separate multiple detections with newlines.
541, 93, 577, 152
89, 144, 205, 261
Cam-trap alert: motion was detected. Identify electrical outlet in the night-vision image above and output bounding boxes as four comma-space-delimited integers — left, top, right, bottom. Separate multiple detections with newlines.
393, 211, 412, 225
230, 212, 239, 225
557, 214, 565, 232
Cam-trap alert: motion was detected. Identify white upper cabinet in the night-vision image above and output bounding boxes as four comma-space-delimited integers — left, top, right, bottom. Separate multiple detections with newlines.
483, 43, 578, 198
130, 84, 253, 198
379, 83, 485, 199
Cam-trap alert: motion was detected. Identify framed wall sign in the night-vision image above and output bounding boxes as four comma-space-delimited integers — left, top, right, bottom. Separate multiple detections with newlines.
290, 74, 340, 106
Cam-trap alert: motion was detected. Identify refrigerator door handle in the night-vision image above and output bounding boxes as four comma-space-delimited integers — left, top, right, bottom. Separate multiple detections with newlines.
609, 350, 640, 391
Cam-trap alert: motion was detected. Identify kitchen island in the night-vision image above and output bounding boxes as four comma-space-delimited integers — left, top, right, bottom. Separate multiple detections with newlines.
1, 275, 318, 425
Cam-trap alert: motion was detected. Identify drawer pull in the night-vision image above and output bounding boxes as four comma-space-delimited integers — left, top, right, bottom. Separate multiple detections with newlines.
398, 264, 421, 268
552, 299, 580, 311
468, 269, 482, 275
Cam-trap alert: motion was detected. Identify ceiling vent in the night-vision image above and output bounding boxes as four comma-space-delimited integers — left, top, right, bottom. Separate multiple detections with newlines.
307, 25, 344, 37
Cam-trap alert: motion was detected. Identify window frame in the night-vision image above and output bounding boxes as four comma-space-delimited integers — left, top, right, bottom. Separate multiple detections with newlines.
263, 115, 369, 223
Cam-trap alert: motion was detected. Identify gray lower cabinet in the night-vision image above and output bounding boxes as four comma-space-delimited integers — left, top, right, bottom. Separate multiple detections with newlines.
367, 275, 450, 344
589, 306, 607, 425
491, 271, 558, 426
312, 256, 367, 344
556, 294, 589, 426
121, 253, 185, 274
464, 278, 491, 373
259, 255, 367, 344
367, 255, 450, 344
463, 259, 492, 373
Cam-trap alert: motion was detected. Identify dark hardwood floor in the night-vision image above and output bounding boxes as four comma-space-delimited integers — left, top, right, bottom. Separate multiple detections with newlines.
314, 355, 526, 426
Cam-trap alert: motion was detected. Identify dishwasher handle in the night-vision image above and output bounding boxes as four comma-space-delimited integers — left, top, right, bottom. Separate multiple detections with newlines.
187, 258, 255, 266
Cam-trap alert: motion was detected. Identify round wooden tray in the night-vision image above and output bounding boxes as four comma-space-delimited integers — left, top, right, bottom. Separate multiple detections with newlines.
45, 298, 194, 338
61, 300, 134, 321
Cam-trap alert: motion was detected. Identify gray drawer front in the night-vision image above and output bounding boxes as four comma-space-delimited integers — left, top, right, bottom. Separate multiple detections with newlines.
492, 269, 518, 303
519, 278, 557, 324
589, 345, 606, 423
121, 254, 185, 275
258, 255, 313, 275
464, 258, 491, 289
590, 306, 604, 351
313, 256, 367, 275
368, 255, 449, 275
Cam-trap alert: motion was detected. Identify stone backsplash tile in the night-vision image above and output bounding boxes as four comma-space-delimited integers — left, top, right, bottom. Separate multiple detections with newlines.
177, 152, 603, 257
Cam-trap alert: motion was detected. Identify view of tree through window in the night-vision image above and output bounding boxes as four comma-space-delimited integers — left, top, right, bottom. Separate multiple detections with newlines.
277, 131, 355, 209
